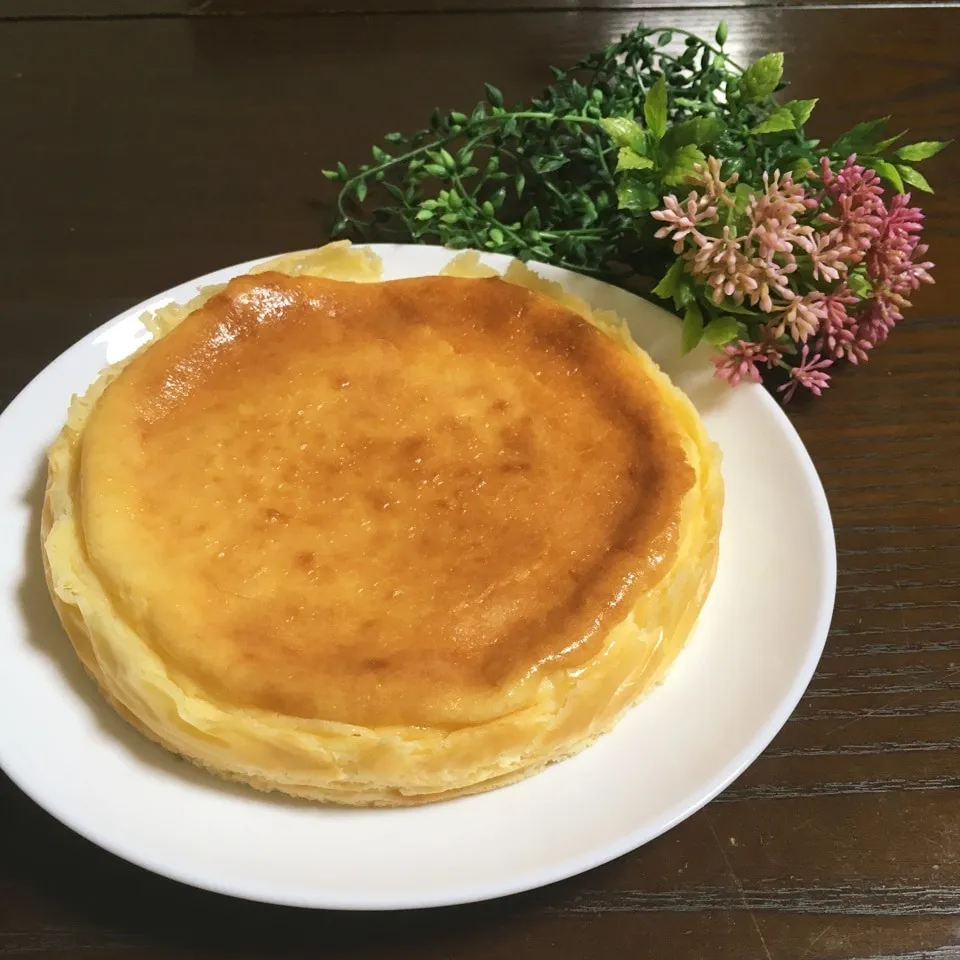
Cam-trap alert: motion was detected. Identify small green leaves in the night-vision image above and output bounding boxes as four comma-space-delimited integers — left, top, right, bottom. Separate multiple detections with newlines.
532, 155, 568, 174
579, 194, 598, 226
523, 206, 541, 230
484, 83, 505, 108
792, 158, 813, 179
702, 315, 739, 347
741, 52, 784, 102
681, 301, 704, 355
894, 140, 950, 162
785, 98, 818, 127
832, 117, 890, 156
321, 168, 340, 181
715, 20, 728, 47
750, 106, 796, 136
644, 75, 668, 140
652, 259, 684, 300
355, 180, 368, 202
663, 144, 706, 185
616, 147, 654, 171
714, 297, 758, 317
383, 131, 405, 143
514, 171, 526, 196
616, 179, 658, 213
601, 116, 646, 152
897, 164, 934, 193
652, 260, 697, 312
662, 115, 723, 150
846, 267, 872, 299
872, 158, 905, 193
873, 132, 906, 154
731, 183, 754, 218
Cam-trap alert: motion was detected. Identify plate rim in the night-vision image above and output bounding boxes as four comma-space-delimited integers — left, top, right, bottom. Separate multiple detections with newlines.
0, 244, 836, 909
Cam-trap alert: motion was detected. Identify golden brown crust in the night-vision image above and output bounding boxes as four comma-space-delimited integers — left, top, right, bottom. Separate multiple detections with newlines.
78, 271, 694, 727
41, 244, 723, 806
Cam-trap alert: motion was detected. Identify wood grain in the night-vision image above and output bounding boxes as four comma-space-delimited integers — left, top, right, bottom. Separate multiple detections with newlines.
3, 0, 946, 19
1, 4, 959, 959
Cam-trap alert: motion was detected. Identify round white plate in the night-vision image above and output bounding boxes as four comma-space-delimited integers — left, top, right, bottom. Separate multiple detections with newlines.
0, 245, 835, 910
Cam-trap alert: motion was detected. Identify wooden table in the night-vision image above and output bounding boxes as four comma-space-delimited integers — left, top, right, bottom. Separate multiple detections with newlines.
1, 2, 958, 957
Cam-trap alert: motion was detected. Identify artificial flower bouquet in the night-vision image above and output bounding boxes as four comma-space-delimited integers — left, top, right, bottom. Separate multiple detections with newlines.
324, 22, 948, 402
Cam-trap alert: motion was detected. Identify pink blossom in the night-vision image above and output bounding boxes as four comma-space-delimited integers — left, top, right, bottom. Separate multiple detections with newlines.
800, 228, 855, 282
819, 194, 881, 264
755, 323, 788, 366
816, 157, 885, 264
772, 291, 827, 342
867, 192, 934, 294
847, 191, 935, 352
750, 221, 807, 262
778, 345, 834, 402
816, 285, 871, 363
750, 255, 795, 313
711, 339, 770, 387
686, 226, 760, 304
652, 191, 719, 253
746, 169, 816, 264
761, 169, 817, 213
859, 287, 907, 344
895, 244, 936, 293
819, 155, 885, 214
664, 154, 936, 399
692, 156, 739, 206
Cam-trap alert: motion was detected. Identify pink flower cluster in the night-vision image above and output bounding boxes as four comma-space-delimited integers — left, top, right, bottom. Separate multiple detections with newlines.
651, 155, 935, 400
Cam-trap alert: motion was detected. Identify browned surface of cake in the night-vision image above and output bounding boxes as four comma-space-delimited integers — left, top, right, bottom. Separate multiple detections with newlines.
79, 272, 694, 727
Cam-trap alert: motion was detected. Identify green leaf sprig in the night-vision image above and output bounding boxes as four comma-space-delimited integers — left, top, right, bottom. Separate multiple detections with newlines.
324, 23, 764, 279
323, 20, 949, 304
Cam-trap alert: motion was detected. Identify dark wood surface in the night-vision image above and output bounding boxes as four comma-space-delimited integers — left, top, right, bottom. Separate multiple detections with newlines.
1, 0, 936, 19
1, 3, 959, 958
